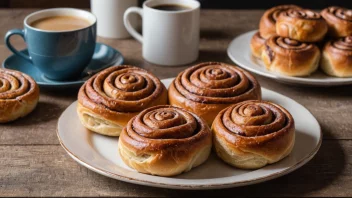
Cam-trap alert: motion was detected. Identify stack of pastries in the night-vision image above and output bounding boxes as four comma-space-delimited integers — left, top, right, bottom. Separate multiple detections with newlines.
77, 62, 296, 176
251, 5, 352, 77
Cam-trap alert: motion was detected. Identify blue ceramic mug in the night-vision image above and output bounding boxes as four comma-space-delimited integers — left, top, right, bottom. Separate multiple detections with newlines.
5, 8, 97, 81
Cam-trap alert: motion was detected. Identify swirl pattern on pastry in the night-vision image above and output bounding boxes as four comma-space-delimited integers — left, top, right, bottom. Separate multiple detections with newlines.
262, 36, 320, 76
321, 36, 352, 77
212, 100, 295, 169
250, 31, 266, 58
118, 105, 212, 176
77, 65, 168, 136
276, 9, 328, 42
282, 9, 321, 19
259, 5, 301, 39
168, 62, 261, 126
321, 6, 352, 37
0, 69, 39, 123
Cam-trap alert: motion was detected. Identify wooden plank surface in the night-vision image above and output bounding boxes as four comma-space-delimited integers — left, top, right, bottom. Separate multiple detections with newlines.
0, 141, 350, 197
0, 9, 351, 197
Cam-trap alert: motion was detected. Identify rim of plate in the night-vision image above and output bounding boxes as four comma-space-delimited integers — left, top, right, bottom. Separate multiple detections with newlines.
227, 30, 352, 86
56, 78, 322, 190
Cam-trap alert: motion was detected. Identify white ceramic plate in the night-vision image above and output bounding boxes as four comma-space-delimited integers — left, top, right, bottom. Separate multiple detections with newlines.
57, 78, 322, 190
227, 30, 352, 86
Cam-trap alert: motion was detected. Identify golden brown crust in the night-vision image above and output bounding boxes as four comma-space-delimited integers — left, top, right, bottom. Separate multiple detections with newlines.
250, 31, 266, 58
276, 9, 328, 42
321, 6, 352, 38
77, 65, 168, 136
212, 100, 295, 169
0, 68, 39, 123
262, 36, 320, 76
118, 105, 212, 176
168, 62, 261, 126
321, 36, 352, 77
259, 5, 301, 39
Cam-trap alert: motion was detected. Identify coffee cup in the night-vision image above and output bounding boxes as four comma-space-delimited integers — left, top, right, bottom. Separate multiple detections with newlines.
5, 8, 97, 81
124, 0, 200, 66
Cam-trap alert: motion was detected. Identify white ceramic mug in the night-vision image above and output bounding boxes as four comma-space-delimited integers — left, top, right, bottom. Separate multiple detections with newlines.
124, 0, 200, 66
91, 0, 138, 39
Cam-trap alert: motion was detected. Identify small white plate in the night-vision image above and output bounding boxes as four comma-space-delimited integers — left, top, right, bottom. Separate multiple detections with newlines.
227, 30, 352, 86
57, 78, 322, 190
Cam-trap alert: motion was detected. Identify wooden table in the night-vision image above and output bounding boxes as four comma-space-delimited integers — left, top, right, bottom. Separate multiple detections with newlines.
0, 9, 351, 197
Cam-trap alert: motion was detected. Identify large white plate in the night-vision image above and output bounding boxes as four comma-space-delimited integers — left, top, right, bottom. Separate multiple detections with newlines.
227, 30, 352, 86
57, 78, 322, 190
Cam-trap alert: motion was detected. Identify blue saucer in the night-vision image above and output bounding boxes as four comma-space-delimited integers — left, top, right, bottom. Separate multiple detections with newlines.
2, 43, 124, 88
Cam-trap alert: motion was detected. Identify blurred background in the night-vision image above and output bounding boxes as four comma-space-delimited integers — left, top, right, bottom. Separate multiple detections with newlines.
0, 0, 351, 9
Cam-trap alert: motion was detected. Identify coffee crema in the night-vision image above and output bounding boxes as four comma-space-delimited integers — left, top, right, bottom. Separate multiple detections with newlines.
30, 16, 90, 31
152, 4, 191, 11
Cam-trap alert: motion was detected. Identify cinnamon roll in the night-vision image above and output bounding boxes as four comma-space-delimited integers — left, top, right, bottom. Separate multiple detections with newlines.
250, 31, 266, 58
262, 36, 320, 76
321, 36, 352, 77
212, 100, 295, 169
77, 65, 168, 136
259, 5, 301, 39
276, 9, 328, 42
118, 105, 212, 176
168, 62, 261, 126
321, 6, 352, 38
0, 69, 39, 123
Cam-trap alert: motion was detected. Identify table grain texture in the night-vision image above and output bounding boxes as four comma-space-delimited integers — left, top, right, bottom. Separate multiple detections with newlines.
0, 9, 351, 197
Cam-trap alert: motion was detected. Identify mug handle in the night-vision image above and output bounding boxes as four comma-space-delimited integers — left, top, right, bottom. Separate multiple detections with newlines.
5, 29, 32, 62
124, 7, 143, 43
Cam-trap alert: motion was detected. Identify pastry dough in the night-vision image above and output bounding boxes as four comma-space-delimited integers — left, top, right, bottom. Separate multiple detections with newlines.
321, 36, 352, 77
212, 100, 295, 169
276, 9, 328, 42
0, 69, 39, 123
262, 36, 320, 76
259, 5, 301, 39
77, 65, 168, 136
321, 6, 352, 38
118, 105, 212, 176
250, 31, 266, 58
168, 62, 261, 126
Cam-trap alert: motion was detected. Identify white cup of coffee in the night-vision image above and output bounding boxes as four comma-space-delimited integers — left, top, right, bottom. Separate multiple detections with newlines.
91, 0, 138, 39
124, 0, 200, 66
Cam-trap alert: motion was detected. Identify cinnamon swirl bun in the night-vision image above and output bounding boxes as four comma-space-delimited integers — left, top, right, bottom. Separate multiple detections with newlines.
250, 31, 266, 58
118, 105, 212, 176
276, 9, 328, 42
0, 69, 39, 123
321, 36, 352, 77
262, 36, 320, 76
212, 100, 295, 169
321, 6, 352, 38
259, 5, 301, 39
77, 65, 168, 136
168, 62, 261, 126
